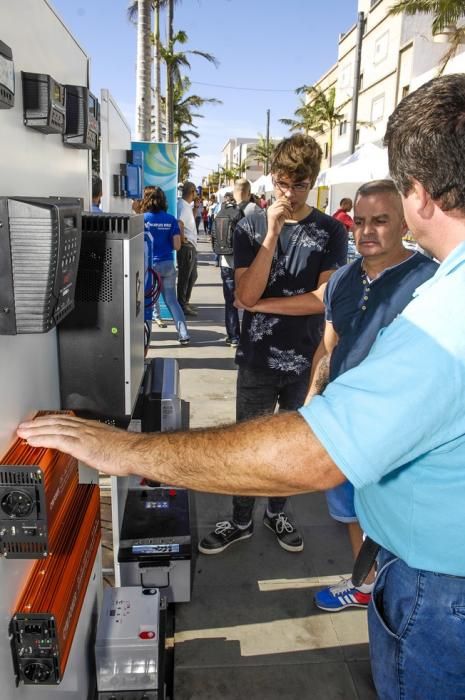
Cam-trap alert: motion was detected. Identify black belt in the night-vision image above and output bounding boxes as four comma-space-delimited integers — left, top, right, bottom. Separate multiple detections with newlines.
352, 536, 380, 587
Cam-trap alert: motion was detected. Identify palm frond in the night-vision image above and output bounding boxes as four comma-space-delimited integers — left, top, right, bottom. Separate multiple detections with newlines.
388, 0, 465, 34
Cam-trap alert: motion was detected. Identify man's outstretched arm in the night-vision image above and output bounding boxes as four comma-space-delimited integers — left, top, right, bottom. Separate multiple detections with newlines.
17, 412, 345, 496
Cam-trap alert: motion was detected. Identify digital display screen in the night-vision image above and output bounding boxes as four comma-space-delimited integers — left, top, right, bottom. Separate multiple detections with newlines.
0, 54, 14, 93
53, 82, 63, 105
63, 216, 76, 231
132, 543, 180, 555
126, 163, 141, 199
144, 500, 169, 509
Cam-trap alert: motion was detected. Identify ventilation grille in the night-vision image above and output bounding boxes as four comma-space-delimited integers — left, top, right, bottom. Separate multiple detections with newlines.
4, 541, 46, 556
0, 470, 41, 486
76, 248, 113, 303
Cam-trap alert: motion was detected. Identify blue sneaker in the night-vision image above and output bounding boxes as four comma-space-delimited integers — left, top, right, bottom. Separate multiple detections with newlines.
314, 576, 373, 612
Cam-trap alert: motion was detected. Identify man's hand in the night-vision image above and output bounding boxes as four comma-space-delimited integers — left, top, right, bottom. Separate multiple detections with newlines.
17, 414, 137, 477
266, 198, 293, 237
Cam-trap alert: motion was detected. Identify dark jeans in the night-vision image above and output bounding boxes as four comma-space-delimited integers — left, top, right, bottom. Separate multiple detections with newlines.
220, 266, 240, 341
369, 548, 465, 699
233, 364, 311, 526
176, 242, 198, 309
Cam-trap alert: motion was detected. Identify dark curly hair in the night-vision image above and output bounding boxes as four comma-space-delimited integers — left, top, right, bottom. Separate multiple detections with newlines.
140, 186, 168, 213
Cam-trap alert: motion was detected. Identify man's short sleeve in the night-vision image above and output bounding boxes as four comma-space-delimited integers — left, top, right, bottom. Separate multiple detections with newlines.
170, 216, 180, 238
320, 219, 348, 273
323, 266, 343, 322
233, 218, 257, 270
299, 299, 465, 489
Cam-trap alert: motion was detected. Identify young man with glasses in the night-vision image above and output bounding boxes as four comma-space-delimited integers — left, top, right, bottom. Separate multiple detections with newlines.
198, 134, 348, 555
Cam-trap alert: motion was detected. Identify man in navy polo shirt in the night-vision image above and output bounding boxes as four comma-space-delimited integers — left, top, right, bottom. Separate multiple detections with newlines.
307, 180, 438, 612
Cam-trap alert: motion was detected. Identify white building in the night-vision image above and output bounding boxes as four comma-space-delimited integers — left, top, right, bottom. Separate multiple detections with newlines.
221, 137, 263, 184
309, 0, 465, 172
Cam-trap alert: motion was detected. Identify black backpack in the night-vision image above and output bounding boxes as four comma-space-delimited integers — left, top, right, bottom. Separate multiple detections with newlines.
212, 202, 245, 256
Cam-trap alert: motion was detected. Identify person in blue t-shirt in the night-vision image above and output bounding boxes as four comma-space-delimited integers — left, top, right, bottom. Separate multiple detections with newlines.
306, 179, 438, 613
141, 187, 190, 346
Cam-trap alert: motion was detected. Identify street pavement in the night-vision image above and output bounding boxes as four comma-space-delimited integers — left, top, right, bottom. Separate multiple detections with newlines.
147, 236, 377, 700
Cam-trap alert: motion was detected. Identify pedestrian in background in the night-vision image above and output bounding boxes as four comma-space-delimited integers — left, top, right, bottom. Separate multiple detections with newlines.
142, 186, 190, 345
177, 181, 199, 317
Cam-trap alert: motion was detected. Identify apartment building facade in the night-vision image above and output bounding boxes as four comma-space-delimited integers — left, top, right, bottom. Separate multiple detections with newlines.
221, 137, 263, 184
310, 0, 465, 171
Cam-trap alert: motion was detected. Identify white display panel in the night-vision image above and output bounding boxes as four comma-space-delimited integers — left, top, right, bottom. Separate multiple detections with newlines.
0, 0, 91, 203
0, 2, 102, 696
100, 88, 134, 214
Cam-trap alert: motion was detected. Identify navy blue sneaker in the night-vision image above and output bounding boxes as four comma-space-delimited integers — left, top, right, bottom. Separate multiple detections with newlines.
314, 577, 373, 612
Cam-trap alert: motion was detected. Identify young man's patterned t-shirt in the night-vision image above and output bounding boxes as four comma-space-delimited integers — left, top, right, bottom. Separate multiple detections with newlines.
233, 207, 347, 375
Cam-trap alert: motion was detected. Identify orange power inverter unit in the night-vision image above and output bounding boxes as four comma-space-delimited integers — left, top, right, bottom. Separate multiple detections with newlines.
0, 411, 79, 558
10, 483, 101, 685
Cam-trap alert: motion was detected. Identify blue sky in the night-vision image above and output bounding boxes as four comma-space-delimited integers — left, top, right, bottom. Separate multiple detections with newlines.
51, 0, 356, 184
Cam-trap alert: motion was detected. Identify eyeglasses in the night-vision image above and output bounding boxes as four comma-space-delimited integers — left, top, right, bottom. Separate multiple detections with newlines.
272, 178, 311, 193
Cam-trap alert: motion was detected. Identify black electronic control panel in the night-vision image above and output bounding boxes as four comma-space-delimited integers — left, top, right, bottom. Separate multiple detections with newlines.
10, 616, 60, 685
0, 196, 82, 334
119, 487, 191, 561
0, 40, 14, 109
22, 72, 65, 133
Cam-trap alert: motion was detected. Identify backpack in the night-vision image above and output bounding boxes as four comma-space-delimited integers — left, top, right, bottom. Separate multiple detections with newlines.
212, 202, 245, 256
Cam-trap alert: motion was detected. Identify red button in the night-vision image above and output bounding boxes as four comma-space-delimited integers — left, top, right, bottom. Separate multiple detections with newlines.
139, 630, 155, 640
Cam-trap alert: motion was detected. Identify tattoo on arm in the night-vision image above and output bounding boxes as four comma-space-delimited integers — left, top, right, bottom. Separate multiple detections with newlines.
314, 354, 330, 395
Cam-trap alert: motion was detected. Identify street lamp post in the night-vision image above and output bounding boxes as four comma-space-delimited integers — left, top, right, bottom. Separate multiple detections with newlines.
265, 108, 271, 176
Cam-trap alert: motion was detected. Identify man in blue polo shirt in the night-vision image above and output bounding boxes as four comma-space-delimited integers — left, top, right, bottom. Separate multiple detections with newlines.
308, 180, 438, 612
18, 74, 465, 700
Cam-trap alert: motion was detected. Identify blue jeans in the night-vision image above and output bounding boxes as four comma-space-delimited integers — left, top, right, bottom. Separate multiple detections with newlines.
369, 548, 465, 699
220, 266, 240, 341
232, 365, 310, 525
152, 260, 189, 341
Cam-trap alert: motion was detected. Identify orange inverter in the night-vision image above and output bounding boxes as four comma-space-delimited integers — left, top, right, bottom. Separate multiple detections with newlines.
10, 483, 101, 685
0, 411, 79, 558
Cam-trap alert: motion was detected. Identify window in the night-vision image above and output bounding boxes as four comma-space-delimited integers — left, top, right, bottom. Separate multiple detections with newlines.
359, 72, 364, 90
340, 63, 352, 88
355, 129, 360, 146
324, 142, 329, 159
339, 120, 348, 136
370, 0, 383, 8
402, 85, 409, 99
374, 30, 389, 64
371, 94, 385, 122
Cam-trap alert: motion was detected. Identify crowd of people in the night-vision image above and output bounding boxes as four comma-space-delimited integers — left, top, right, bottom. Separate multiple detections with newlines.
19, 74, 465, 700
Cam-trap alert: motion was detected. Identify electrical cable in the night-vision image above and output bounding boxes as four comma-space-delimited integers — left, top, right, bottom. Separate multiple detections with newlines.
191, 81, 295, 93
145, 268, 162, 309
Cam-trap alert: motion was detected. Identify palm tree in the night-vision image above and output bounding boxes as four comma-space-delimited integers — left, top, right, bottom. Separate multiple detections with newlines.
171, 77, 221, 179
388, 0, 465, 73
160, 29, 219, 141
128, 0, 153, 141
179, 142, 198, 180
247, 134, 279, 171
280, 86, 344, 166
166, 0, 175, 141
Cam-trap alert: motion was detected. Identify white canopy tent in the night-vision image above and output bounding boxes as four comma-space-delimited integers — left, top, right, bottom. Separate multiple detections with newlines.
251, 173, 273, 195
315, 143, 390, 187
